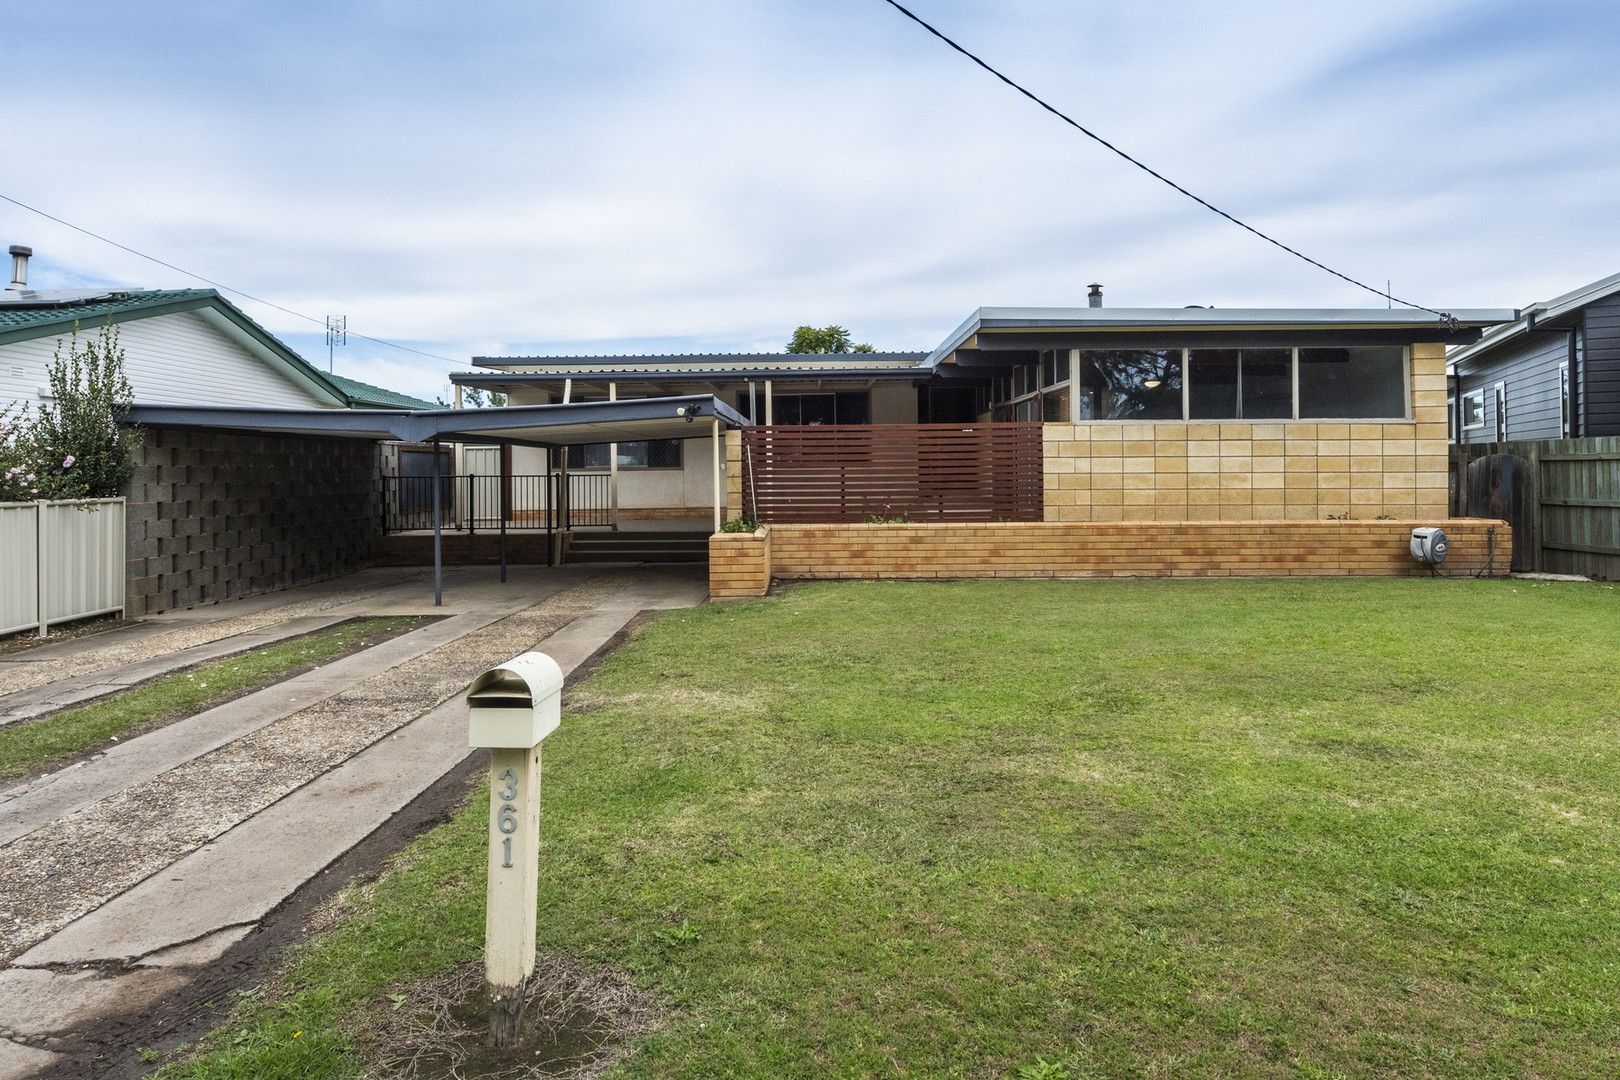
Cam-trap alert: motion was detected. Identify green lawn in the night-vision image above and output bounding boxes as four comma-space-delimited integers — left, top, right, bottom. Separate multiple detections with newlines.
0, 616, 423, 783
163, 579, 1620, 1079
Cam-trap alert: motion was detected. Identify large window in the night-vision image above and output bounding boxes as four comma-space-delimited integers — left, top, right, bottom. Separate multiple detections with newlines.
574, 440, 683, 469
1187, 349, 1291, 419
772, 392, 870, 425
989, 345, 1411, 421
1297, 346, 1406, 418
1076, 349, 1183, 420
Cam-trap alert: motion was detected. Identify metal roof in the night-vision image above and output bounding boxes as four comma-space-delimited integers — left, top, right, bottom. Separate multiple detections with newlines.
0, 288, 218, 341
452, 367, 930, 388
474, 351, 928, 371
1447, 270, 1620, 369
124, 394, 748, 448
926, 306, 1519, 366
324, 372, 439, 411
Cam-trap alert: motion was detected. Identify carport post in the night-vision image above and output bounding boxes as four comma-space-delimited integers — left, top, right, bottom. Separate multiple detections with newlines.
431, 438, 443, 607
711, 416, 722, 532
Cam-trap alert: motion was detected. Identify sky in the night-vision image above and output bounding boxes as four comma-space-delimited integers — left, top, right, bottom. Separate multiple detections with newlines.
5, 1, 1618, 401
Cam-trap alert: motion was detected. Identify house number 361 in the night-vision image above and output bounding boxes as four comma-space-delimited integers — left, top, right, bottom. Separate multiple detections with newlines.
496, 768, 519, 868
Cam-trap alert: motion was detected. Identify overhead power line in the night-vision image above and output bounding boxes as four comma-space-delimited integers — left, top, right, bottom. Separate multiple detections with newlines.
876, 0, 1456, 326
0, 191, 458, 363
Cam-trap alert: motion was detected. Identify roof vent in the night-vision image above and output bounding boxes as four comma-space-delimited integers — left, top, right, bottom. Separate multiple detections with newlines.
7, 245, 30, 291
1087, 282, 1103, 308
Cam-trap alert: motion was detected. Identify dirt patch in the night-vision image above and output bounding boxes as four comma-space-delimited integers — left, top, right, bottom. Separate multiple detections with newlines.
0, 613, 124, 655
355, 955, 664, 1080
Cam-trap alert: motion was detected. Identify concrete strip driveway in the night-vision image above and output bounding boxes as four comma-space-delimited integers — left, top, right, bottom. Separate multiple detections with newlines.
0, 565, 708, 1078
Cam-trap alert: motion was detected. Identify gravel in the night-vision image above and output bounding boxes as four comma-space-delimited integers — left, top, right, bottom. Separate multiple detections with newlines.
0, 576, 620, 962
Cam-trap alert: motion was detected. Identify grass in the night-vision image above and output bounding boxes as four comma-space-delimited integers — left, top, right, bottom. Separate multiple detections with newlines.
0, 616, 424, 783
159, 578, 1620, 1079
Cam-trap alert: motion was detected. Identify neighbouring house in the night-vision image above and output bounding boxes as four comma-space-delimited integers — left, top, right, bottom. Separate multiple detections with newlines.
457, 296, 1514, 524
1447, 271, 1620, 444
1, 244, 433, 616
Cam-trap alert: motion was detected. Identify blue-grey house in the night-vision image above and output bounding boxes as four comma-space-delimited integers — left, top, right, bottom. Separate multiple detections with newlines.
1448, 271, 1620, 443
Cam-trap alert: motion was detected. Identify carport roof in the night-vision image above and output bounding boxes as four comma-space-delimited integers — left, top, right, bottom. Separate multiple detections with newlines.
124, 394, 748, 448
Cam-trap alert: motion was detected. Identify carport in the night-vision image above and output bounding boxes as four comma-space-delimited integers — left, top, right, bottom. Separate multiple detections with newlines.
126, 395, 748, 604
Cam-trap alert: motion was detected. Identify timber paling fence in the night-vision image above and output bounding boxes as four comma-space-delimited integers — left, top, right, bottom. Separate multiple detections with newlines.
0, 498, 126, 637
1451, 437, 1620, 580
741, 423, 1044, 523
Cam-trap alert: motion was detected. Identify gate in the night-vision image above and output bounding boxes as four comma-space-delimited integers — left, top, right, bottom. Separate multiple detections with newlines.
1452, 437, 1620, 579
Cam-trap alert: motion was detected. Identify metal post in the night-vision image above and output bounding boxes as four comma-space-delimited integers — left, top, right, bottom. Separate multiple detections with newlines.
468, 474, 476, 535
764, 379, 774, 425
1068, 349, 1081, 422
545, 449, 556, 568
35, 500, 47, 638
499, 479, 509, 584
608, 382, 620, 531
711, 417, 722, 532
431, 439, 443, 607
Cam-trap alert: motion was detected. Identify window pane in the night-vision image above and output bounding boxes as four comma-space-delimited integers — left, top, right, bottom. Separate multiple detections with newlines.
1078, 350, 1182, 420
616, 442, 649, 468
1041, 351, 1061, 387
1188, 350, 1238, 419
646, 439, 682, 468
1462, 391, 1484, 428
575, 443, 610, 468
834, 391, 870, 424
1242, 350, 1292, 418
1042, 388, 1068, 421
1298, 346, 1405, 418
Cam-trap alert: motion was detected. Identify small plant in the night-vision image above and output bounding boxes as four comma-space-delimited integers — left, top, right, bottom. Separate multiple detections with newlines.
136, 1047, 160, 1064
1015, 1060, 1071, 1080
655, 919, 701, 948
720, 518, 761, 533
1325, 512, 1358, 521
862, 512, 911, 524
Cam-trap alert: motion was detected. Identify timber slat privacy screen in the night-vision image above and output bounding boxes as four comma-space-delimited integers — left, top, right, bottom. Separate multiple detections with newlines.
741, 423, 1043, 523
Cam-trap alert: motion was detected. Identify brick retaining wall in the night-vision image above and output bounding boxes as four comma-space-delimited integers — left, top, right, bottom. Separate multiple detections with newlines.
125, 428, 381, 616
708, 519, 1510, 596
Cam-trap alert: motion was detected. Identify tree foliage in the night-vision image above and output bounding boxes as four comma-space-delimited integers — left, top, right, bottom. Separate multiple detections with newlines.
25, 324, 139, 499
786, 325, 875, 354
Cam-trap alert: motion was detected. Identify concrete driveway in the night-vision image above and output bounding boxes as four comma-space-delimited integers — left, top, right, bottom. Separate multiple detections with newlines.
0, 565, 707, 1078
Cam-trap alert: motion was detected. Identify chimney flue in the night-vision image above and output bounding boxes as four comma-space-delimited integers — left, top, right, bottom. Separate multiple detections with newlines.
7, 245, 31, 291
1087, 282, 1103, 308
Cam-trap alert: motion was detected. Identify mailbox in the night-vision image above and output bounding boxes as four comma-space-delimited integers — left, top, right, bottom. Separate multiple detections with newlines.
467, 652, 563, 749
466, 650, 565, 1047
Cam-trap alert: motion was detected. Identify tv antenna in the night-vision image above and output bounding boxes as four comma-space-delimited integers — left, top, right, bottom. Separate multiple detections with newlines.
325, 315, 347, 371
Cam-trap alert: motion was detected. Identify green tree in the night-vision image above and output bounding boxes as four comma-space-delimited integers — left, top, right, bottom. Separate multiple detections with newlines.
786, 325, 875, 354
28, 324, 139, 499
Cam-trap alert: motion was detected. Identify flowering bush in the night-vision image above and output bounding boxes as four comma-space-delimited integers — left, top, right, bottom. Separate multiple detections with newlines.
27, 324, 138, 500
0, 402, 40, 502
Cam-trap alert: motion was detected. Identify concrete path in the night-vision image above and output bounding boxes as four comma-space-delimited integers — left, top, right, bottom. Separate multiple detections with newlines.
0, 565, 707, 1078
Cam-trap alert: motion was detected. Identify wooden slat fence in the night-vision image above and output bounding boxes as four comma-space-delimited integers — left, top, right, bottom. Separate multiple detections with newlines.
1451, 437, 1620, 579
741, 423, 1043, 523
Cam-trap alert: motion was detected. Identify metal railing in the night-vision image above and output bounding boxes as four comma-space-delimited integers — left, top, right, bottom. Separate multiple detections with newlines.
381, 474, 614, 534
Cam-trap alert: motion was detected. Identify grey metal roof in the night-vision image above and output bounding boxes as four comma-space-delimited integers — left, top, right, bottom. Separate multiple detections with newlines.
926, 306, 1519, 366
474, 351, 928, 370
124, 394, 748, 448
1447, 271, 1620, 369
452, 368, 930, 387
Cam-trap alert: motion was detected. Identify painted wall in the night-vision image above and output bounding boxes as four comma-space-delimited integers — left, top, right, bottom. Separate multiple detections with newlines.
1042, 343, 1450, 521
0, 309, 334, 410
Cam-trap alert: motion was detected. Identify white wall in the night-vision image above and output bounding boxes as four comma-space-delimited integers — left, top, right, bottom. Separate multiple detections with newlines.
0, 309, 334, 410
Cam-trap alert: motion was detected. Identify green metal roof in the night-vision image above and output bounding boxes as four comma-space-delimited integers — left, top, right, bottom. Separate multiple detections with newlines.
325, 372, 438, 411
0, 288, 217, 340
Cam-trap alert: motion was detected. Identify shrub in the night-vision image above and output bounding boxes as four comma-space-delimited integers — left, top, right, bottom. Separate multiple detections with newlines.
27, 324, 139, 500
0, 401, 40, 502
719, 518, 761, 533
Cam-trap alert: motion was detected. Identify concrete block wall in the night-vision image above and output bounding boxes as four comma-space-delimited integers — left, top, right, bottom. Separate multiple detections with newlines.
125, 427, 381, 616
1043, 343, 1452, 522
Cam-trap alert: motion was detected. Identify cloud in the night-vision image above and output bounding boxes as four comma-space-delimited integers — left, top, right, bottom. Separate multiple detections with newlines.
4, 0, 1616, 400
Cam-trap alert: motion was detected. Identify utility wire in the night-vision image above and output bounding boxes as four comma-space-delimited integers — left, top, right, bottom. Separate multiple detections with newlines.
877, 0, 1457, 326
0, 191, 458, 363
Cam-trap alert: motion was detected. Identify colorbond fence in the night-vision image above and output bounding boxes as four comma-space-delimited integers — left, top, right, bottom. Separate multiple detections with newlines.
0, 498, 126, 637
740, 423, 1043, 523
1451, 437, 1620, 580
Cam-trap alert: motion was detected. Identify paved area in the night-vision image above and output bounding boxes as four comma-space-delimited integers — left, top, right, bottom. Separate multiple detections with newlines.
0, 565, 708, 1078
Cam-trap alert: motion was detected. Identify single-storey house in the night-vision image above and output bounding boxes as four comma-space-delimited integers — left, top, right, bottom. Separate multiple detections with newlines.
457, 299, 1513, 524
2, 245, 435, 615
1447, 271, 1620, 444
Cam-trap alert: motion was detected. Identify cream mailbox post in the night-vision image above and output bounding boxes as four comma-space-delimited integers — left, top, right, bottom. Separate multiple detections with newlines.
466, 651, 564, 1047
